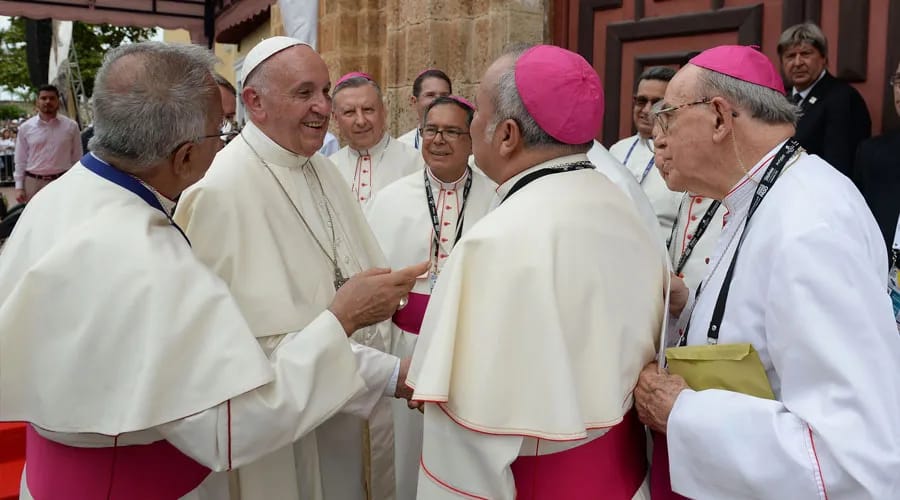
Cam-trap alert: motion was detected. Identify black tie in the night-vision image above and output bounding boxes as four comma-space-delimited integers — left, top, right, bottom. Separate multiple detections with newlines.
792, 93, 804, 105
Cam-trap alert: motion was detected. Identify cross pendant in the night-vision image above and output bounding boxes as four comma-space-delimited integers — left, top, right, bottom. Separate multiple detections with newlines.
334, 268, 348, 290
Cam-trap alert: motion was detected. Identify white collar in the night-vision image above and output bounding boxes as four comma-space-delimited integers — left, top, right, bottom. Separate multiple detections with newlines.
240, 121, 311, 168
495, 153, 590, 200
349, 132, 391, 158
426, 165, 469, 190
722, 140, 789, 216
793, 70, 827, 100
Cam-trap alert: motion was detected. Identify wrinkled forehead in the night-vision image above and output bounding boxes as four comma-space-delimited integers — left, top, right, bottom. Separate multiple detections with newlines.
662, 65, 701, 104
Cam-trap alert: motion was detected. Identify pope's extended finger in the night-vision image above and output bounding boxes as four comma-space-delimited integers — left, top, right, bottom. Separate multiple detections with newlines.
395, 261, 430, 280
356, 267, 392, 278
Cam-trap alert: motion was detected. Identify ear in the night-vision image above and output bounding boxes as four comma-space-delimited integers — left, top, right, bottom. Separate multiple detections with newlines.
497, 119, 521, 159
710, 97, 736, 144
171, 141, 195, 180
241, 86, 265, 121
409, 95, 418, 107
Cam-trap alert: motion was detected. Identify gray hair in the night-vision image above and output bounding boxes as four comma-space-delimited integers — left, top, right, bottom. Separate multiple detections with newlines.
486, 45, 592, 151
89, 42, 217, 172
695, 68, 798, 126
778, 22, 828, 58
332, 76, 383, 99
213, 73, 236, 96
638, 66, 676, 85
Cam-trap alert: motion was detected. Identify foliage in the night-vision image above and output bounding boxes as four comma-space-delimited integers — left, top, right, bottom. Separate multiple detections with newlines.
0, 103, 25, 120
0, 18, 154, 99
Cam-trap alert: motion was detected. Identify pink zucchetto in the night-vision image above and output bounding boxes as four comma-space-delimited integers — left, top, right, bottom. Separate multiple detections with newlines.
514, 45, 603, 145
448, 95, 475, 110
336, 71, 373, 87
689, 45, 786, 94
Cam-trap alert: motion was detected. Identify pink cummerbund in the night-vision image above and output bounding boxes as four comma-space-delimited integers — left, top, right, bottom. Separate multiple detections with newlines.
391, 291, 430, 335
510, 410, 647, 499
650, 430, 689, 500
25, 425, 211, 499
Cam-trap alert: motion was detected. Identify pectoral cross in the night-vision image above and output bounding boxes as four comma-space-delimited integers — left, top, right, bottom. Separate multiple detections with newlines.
334, 266, 349, 291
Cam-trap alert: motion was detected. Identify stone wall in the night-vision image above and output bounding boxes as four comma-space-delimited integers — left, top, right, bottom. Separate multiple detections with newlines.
319, 0, 550, 138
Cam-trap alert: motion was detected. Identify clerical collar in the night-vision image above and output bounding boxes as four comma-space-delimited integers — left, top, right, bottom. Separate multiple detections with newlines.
792, 69, 827, 100
722, 140, 788, 217
495, 153, 589, 200
241, 121, 311, 168
349, 132, 391, 158
426, 165, 469, 190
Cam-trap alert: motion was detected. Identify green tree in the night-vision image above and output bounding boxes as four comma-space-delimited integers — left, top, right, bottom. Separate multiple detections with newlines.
0, 18, 154, 99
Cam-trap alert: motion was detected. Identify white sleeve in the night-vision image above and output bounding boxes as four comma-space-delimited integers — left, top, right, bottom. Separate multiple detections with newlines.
666, 225, 900, 499
158, 310, 367, 471
337, 341, 400, 418
416, 403, 523, 499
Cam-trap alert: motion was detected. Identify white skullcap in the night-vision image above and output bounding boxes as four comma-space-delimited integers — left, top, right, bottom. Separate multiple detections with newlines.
239, 36, 312, 86
236, 36, 312, 127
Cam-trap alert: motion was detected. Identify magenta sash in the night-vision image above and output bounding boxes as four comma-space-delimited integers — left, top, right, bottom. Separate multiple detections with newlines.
650, 430, 689, 500
510, 411, 647, 499
391, 291, 430, 334
25, 426, 211, 500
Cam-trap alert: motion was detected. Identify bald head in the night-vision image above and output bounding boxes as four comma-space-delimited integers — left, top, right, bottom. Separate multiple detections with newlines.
89, 42, 219, 172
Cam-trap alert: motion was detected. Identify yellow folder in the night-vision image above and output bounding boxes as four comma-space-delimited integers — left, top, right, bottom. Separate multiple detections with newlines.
665, 343, 775, 400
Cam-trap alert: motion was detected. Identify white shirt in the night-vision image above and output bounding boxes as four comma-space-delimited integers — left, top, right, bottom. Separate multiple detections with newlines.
609, 133, 683, 242
329, 132, 424, 206
792, 69, 827, 102
397, 127, 421, 150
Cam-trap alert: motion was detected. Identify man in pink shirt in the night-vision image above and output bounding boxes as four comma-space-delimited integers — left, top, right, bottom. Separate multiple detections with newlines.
14, 84, 83, 203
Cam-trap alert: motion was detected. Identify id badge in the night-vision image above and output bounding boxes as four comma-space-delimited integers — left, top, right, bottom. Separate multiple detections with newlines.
888, 264, 900, 334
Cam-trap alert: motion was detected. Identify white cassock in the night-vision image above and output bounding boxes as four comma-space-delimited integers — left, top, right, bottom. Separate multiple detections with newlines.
319, 131, 340, 157
397, 127, 421, 151
174, 122, 400, 500
329, 132, 424, 206
365, 166, 496, 500
407, 153, 666, 499
666, 193, 726, 290
588, 140, 664, 240
667, 144, 900, 499
0, 160, 370, 500
608, 134, 683, 241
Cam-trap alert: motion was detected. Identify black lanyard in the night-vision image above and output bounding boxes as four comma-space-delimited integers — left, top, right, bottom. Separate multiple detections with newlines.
81, 152, 190, 245
500, 161, 594, 204
424, 167, 472, 260
680, 138, 802, 346
668, 198, 722, 275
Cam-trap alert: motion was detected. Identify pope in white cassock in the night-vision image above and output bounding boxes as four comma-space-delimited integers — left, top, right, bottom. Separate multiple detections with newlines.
635, 45, 900, 499
174, 37, 427, 500
365, 95, 496, 499
329, 72, 424, 206
596, 67, 683, 243
406, 44, 668, 499
0, 42, 422, 500
397, 69, 453, 150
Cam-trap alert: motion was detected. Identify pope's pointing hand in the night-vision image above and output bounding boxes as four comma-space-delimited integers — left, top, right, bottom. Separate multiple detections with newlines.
329, 261, 430, 336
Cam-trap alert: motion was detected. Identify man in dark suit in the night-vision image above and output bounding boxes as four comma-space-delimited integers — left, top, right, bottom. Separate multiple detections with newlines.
779, 22, 871, 178
855, 63, 900, 262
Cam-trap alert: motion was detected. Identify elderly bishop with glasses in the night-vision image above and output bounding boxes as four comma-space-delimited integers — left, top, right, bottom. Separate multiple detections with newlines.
635, 45, 900, 499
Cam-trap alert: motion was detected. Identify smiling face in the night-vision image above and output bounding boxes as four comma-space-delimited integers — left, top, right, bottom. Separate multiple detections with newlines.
633, 79, 668, 138
412, 77, 452, 123
242, 45, 332, 157
422, 103, 471, 182
333, 84, 387, 151
781, 42, 827, 92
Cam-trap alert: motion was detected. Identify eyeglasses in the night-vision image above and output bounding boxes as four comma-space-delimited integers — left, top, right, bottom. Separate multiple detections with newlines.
198, 130, 240, 143
421, 126, 469, 142
633, 95, 663, 108
650, 97, 712, 135
890, 74, 900, 87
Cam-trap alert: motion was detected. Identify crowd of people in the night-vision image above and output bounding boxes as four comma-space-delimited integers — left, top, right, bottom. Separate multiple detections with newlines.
0, 18, 898, 500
